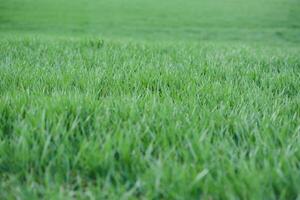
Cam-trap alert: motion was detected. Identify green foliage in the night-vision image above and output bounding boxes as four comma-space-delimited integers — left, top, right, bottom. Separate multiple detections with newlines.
0, 0, 300, 199
1, 0, 300, 43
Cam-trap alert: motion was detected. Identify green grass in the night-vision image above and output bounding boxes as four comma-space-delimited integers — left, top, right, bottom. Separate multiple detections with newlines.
0, 0, 300, 199
1, 0, 300, 42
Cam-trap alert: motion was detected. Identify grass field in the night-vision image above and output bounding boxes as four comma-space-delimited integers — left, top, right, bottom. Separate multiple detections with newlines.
1, 0, 300, 199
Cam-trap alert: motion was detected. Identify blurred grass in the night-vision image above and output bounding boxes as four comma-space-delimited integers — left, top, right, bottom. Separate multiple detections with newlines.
1, 0, 300, 199
0, 0, 300, 42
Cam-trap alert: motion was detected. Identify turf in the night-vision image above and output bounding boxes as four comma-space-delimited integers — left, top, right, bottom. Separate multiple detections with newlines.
0, 0, 300, 199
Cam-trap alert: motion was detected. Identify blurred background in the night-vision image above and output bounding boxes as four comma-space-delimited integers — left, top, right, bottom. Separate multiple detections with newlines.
1, 0, 300, 43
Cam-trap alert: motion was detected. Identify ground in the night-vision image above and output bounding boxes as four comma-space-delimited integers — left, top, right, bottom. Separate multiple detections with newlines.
0, 0, 300, 199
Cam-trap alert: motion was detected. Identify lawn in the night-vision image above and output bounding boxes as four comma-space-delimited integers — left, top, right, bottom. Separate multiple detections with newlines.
0, 0, 300, 199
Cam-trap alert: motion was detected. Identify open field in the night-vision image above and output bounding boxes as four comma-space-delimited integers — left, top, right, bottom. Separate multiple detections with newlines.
1, 0, 300, 199
1, 0, 300, 42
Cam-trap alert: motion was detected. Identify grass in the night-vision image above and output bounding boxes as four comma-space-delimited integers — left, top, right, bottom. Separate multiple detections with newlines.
1, 0, 300, 42
0, 0, 300, 199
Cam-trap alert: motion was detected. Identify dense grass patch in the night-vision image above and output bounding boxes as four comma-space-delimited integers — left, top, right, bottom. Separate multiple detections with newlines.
0, 38, 300, 199
1, 0, 300, 198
